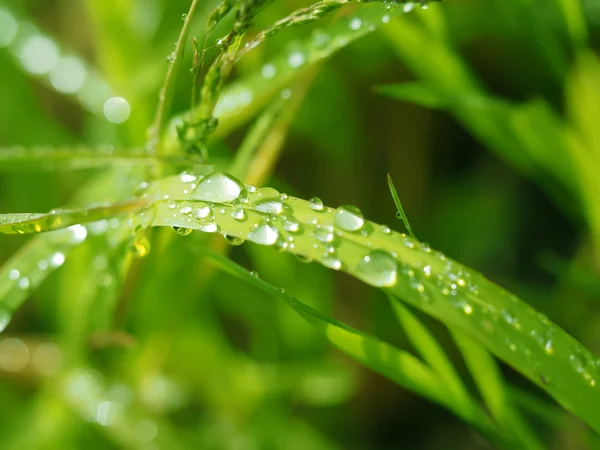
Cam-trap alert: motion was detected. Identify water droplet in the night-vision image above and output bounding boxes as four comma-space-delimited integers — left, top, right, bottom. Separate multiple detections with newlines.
382, 14, 391, 23
309, 197, 324, 212
199, 223, 219, 233
283, 217, 301, 233
194, 206, 211, 219
225, 235, 245, 246
247, 223, 279, 246
192, 172, 245, 203
0, 9, 19, 48
103, 97, 131, 124
68, 225, 88, 244
179, 206, 193, 215
323, 257, 342, 270
49, 56, 86, 94
19, 35, 59, 74
17, 277, 30, 290
50, 252, 65, 268
8, 269, 19, 281
173, 227, 193, 236
261, 63, 276, 79
250, 271, 259, 278
334, 205, 364, 231
179, 172, 198, 183
181, 13, 188, 21
280, 89, 292, 100
288, 51, 306, 68
355, 250, 398, 287
166, 51, 177, 63
569, 353, 585, 373
404, 2, 415, 12
315, 227, 335, 243
254, 199, 284, 215
229, 206, 246, 222
349, 18, 362, 30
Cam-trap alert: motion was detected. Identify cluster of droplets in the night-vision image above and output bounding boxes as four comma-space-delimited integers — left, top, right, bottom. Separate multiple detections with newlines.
0, 337, 62, 375
0, 6, 129, 122
160, 171, 600, 391
62, 368, 167, 443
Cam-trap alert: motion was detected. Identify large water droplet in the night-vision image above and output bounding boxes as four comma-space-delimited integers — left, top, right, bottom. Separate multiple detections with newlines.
355, 250, 397, 287
192, 173, 245, 203
247, 224, 279, 246
334, 205, 364, 231
103, 97, 131, 124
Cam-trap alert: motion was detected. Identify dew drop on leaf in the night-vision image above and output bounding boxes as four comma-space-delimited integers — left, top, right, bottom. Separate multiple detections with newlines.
334, 205, 364, 231
192, 173, 245, 203
254, 199, 284, 215
231, 206, 246, 221
199, 223, 219, 233
225, 235, 245, 246
355, 250, 398, 287
323, 257, 342, 270
283, 217, 301, 233
309, 197, 324, 212
247, 223, 279, 246
173, 227, 193, 236
194, 206, 211, 219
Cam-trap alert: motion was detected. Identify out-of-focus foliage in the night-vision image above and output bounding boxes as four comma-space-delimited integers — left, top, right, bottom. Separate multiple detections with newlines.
1, 0, 600, 449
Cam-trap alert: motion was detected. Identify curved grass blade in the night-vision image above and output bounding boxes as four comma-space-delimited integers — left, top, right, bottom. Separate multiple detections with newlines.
387, 296, 472, 416
0, 167, 151, 334
452, 331, 543, 450
0, 145, 196, 171
4, 172, 600, 431
0, 199, 151, 235
201, 250, 499, 441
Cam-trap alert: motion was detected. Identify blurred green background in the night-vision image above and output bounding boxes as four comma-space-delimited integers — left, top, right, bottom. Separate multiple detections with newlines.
1, 0, 600, 448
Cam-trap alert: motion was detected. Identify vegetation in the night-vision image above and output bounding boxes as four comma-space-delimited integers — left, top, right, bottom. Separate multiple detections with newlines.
0, 0, 599, 448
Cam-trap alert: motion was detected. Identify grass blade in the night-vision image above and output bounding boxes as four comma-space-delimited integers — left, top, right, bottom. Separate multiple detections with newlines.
387, 295, 472, 416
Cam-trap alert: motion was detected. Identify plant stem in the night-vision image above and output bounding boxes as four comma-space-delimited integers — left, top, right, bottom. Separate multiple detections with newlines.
148, 0, 200, 155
